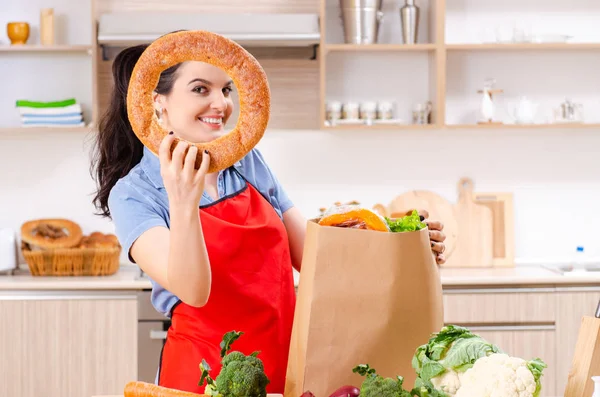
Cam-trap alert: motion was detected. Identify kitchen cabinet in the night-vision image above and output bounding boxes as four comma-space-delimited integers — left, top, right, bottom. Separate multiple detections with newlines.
443, 286, 600, 397
0, 291, 137, 397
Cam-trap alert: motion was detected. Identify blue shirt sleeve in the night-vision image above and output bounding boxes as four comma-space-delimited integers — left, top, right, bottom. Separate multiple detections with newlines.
241, 148, 294, 218
108, 180, 169, 263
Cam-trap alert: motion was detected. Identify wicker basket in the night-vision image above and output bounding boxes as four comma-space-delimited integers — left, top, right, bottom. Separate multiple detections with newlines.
22, 244, 121, 276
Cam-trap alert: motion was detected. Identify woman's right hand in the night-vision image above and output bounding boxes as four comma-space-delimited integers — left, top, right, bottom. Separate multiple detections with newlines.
159, 132, 210, 208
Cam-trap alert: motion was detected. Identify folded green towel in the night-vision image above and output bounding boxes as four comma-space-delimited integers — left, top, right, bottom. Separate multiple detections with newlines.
16, 98, 77, 108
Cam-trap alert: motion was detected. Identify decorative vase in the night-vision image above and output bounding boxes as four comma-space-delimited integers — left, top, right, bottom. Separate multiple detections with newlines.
400, 0, 419, 44
7, 22, 30, 45
40, 8, 55, 45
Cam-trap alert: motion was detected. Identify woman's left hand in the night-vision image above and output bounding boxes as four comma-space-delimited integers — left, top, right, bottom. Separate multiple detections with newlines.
407, 209, 446, 265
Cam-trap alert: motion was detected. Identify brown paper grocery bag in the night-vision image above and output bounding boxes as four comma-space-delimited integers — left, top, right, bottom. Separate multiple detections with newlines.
284, 220, 444, 397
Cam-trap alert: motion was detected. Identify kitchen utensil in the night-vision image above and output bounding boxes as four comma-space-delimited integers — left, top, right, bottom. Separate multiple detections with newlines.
564, 300, 600, 397
7, 22, 30, 45
339, 0, 384, 44
0, 228, 18, 274
400, 0, 420, 44
380, 190, 459, 259
444, 178, 494, 268
473, 192, 515, 267
510, 96, 538, 124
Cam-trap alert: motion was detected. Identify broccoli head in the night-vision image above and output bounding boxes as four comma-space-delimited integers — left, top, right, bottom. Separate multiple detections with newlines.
352, 364, 411, 397
199, 331, 270, 397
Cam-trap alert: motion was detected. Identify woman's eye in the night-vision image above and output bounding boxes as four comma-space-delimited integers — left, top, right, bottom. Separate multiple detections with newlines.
192, 86, 207, 94
223, 87, 233, 95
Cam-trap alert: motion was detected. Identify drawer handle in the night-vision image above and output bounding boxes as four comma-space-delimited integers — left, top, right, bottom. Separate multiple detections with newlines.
150, 330, 168, 340
464, 325, 556, 332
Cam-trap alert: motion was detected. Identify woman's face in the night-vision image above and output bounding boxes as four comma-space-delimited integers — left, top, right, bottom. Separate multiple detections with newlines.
154, 61, 235, 143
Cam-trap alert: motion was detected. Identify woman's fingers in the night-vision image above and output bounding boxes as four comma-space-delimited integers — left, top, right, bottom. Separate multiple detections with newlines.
158, 132, 177, 168
436, 254, 446, 265
429, 230, 446, 243
431, 241, 445, 254
171, 140, 189, 170
426, 220, 444, 232
194, 150, 211, 183
183, 145, 198, 178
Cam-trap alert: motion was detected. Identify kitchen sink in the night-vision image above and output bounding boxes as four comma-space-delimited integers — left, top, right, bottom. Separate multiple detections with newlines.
543, 263, 600, 275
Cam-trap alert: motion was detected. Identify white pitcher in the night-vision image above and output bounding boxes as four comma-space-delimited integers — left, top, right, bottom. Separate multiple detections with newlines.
511, 96, 538, 124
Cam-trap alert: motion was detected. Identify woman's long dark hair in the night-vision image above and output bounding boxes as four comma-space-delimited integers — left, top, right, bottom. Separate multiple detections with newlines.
90, 43, 182, 218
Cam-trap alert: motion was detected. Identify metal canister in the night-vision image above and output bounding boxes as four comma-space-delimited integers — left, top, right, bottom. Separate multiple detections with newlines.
339, 0, 384, 44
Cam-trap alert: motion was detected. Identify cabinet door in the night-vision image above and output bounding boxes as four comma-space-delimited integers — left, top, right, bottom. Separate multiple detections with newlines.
0, 293, 137, 397
474, 327, 557, 397
555, 290, 600, 396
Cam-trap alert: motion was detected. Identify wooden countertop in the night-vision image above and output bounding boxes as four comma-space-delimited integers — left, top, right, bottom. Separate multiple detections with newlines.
0, 264, 599, 291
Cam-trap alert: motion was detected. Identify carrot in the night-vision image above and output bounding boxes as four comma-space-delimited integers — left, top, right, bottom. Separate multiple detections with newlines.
123, 381, 209, 397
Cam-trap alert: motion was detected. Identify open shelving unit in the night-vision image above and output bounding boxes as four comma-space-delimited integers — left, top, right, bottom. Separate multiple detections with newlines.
2, 0, 599, 134
0, 0, 97, 131
317, 0, 600, 130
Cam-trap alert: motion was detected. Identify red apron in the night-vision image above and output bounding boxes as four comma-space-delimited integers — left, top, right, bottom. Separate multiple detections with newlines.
157, 170, 296, 394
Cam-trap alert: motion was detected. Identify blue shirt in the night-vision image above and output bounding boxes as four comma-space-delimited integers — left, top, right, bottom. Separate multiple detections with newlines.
108, 146, 294, 317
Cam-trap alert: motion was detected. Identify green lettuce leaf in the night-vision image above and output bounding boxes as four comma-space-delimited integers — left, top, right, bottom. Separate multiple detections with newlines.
385, 210, 427, 232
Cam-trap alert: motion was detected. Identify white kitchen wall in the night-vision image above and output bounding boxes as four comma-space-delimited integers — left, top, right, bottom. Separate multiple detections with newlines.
1, 0, 600, 268
1, 126, 599, 266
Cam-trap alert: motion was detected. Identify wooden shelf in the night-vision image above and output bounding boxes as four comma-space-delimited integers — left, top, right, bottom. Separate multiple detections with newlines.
323, 123, 438, 130
446, 123, 600, 129
446, 43, 600, 51
324, 44, 437, 52
0, 45, 93, 53
0, 126, 93, 133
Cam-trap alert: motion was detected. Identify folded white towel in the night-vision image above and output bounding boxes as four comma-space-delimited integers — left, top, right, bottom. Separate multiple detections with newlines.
17, 104, 82, 116
21, 122, 86, 128
21, 115, 83, 123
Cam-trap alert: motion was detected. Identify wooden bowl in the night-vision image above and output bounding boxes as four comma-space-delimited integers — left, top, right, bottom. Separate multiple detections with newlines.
7, 22, 30, 45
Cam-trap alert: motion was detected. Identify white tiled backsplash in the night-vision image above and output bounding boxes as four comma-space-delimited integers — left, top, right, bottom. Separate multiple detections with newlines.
1, 127, 599, 266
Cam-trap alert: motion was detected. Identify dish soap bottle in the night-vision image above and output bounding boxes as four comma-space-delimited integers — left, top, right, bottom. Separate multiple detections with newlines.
573, 246, 586, 272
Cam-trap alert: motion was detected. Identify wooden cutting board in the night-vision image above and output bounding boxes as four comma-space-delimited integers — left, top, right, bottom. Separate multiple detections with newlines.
473, 191, 515, 267
444, 178, 494, 268
377, 190, 459, 260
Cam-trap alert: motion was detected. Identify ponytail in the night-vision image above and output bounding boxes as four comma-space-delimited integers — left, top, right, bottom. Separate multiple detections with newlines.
91, 44, 148, 218
91, 41, 183, 218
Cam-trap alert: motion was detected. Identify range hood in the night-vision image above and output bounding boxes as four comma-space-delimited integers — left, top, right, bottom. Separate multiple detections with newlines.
97, 12, 321, 48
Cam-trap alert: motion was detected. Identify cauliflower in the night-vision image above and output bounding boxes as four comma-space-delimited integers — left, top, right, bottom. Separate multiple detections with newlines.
455, 353, 546, 397
430, 369, 462, 395
411, 325, 501, 396
411, 325, 547, 397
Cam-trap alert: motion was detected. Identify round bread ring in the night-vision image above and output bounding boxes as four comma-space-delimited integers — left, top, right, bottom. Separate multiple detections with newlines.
126, 30, 271, 174
21, 218, 83, 249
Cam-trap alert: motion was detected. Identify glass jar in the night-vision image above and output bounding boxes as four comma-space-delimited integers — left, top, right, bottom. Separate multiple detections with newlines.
377, 101, 394, 120
342, 102, 360, 120
360, 101, 377, 121
326, 101, 342, 121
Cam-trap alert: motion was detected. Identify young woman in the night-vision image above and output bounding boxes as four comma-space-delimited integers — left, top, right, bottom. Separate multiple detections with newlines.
91, 42, 447, 394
